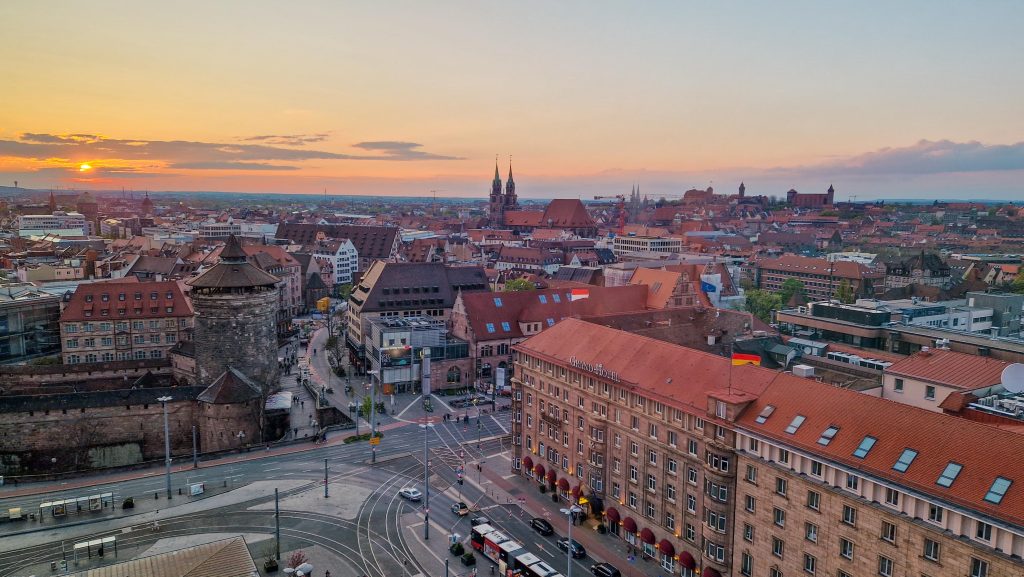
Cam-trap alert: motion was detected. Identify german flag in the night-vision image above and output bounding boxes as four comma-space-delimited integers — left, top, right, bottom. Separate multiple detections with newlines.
731, 352, 761, 366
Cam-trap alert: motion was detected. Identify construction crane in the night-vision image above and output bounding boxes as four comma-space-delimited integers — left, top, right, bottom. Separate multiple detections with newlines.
594, 194, 627, 235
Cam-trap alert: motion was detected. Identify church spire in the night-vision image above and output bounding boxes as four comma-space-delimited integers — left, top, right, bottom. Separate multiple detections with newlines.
491, 155, 502, 198
48, 190, 57, 212
505, 155, 517, 206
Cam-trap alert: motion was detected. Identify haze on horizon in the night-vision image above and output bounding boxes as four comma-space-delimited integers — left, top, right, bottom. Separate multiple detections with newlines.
2, 1, 1023, 201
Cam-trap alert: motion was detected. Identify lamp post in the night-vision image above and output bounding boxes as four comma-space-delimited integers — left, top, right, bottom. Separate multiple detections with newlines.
559, 505, 582, 577
366, 369, 379, 463
156, 396, 173, 500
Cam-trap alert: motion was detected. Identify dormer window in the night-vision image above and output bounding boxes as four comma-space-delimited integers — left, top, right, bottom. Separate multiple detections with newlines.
893, 448, 918, 473
984, 477, 1012, 504
817, 426, 839, 446
784, 415, 806, 434
937, 462, 962, 488
853, 436, 876, 459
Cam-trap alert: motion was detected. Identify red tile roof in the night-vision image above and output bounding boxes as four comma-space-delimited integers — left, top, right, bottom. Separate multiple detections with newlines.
758, 255, 882, 279
514, 318, 777, 412
460, 286, 648, 341
739, 372, 1024, 528
61, 279, 194, 322
886, 348, 1009, 390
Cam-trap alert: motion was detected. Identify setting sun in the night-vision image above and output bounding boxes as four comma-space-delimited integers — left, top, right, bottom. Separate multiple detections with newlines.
78, 163, 92, 172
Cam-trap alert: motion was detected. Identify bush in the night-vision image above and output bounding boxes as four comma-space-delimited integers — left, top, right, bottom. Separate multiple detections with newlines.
461, 552, 476, 566
122, 497, 135, 509
449, 543, 465, 556
538, 485, 546, 494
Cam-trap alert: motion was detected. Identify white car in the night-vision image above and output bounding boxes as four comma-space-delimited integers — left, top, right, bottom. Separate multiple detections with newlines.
398, 487, 423, 502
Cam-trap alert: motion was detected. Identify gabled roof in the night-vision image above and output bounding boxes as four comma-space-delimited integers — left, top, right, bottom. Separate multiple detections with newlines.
60, 279, 194, 322
885, 349, 1009, 390
460, 285, 648, 341
542, 199, 595, 228
275, 223, 398, 260
353, 262, 488, 313
197, 367, 262, 404
739, 372, 1024, 529
69, 536, 257, 577
514, 318, 777, 411
629, 268, 684, 309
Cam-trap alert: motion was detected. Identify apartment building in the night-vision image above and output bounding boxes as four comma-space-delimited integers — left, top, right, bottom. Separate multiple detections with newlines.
757, 255, 883, 301
511, 318, 1024, 577
17, 212, 88, 237
613, 234, 683, 256
60, 280, 194, 364
880, 348, 1009, 411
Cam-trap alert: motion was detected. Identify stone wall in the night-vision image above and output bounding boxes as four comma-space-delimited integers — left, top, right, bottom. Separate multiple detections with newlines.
193, 287, 280, 387
0, 394, 197, 475
197, 400, 262, 453
0, 359, 171, 388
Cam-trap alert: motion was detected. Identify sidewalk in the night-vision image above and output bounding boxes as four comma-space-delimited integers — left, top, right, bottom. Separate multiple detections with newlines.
476, 460, 664, 577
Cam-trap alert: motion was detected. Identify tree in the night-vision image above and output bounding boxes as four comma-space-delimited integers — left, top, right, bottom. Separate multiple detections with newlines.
834, 279, 856, 304
744, 290, 782, 323
778, 279, 806, 307
1011, 275, 1024, 295
361, 394, 373, 419
335, 283, 353, 300
503, 278, 535, 292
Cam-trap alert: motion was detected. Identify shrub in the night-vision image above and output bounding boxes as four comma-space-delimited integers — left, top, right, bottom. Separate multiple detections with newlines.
122, 497, 135, 509
449, 543, 465, 556
461, 552, 476, 566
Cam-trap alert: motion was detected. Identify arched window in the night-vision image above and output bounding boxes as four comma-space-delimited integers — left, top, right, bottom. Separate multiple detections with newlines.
447, 367, 461, 383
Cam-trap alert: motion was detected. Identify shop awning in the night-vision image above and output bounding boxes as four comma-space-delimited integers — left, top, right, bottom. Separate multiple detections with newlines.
546, 470, 557, 484
522, 456, 533, 471
570, 485, 581, 497
678, 551, 696, 570
622, 516, 637, 533
658, 539, 675, 557
557, 478, 570, 491
534, 463, 545, 478
704, 568, 722, 577
640, 528, 655, 545
605, 507, 620, 523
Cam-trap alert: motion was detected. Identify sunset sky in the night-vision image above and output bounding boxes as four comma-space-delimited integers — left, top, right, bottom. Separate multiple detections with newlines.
2, 1, 1023, 200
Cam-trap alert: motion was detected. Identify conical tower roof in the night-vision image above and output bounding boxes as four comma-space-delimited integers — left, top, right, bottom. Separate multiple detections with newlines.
187, 235, 279, 289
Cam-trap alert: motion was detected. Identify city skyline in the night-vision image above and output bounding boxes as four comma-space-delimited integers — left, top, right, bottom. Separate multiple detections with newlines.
2, 1, 1023, 200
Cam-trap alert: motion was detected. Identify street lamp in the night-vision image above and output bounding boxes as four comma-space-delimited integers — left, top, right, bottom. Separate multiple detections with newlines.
559, 505, 582, 577
366, 368, 379, 463
156, 396, 173, 500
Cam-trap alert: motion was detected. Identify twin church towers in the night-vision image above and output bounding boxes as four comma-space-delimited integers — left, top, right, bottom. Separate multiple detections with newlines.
488, 157, 520, 227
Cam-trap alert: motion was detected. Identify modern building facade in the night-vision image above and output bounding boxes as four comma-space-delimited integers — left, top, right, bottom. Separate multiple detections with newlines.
0, 283, 61, 363
16, 212, 88, 237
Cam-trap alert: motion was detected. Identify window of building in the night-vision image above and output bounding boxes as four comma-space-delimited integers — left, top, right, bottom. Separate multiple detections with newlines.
775, 477, 788, 497
685, 523, 695, 542
745, 465, 757, 484
893, 448, 918, 472
687, 467, 697, 485
772, 537, 784, 559
842, 505, 857, 527
878, 556, 893, 577
773, 507, 786, 527
840, 537, 854, 559
806, 490, 820, 511
880, 520, 896, 543
784, 415, 806, 434
748, 437, 760, 452
925, 385, 936, 400
884, 488, 900, 507
894, 378, 904, 392
778, 448, 790, 464
976, 521, 991, 541
743, 523, 754, 542
745, 494, 755, 513
810, 461, 823, 477
686, 494, 696, 513
688, 439, 698, 455
803, 554, 816, 575
853, 435, 877, 458
984, 477, 1012, 504
970, 558, 989, 577
817, 425, 839, 446
740, 552, 753, 576
755, 404, 775, 424
923, 538, 940, 562
666, 483, 675, 501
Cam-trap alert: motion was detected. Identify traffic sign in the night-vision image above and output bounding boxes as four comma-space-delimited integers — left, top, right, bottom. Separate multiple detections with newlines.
369, 437, 380, 445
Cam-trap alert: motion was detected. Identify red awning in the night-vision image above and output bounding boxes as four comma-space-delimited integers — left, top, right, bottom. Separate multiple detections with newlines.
522, 456, 533, 471
605, 507, 620, 523
570, 485, 581, 497
639, 528, 655, 544
658, 539, 675, 557
534, 464, 545, 478
622, 516, 637, 533
703, 569, 722, 577
678, 551, 696, 570
546, 470, 557, 484
557, 478, 570, 491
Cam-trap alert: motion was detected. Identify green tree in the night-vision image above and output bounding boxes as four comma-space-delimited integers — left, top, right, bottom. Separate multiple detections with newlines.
503, 278, 536, 292
778, 279, 806, 306
834, 279, 856, 303
1011, 275, 1024, 295
744, 289, 782, 323
335, 283, 353, 300
361, 394, 373, 418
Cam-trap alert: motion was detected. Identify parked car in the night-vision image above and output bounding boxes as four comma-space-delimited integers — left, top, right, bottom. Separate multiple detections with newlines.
470, 516, 491, 527
591, 562, 621, 577
557, 538, 586, 558
530, 517, 554, 536
451, 501, 470, 516
398, 487, 422, 502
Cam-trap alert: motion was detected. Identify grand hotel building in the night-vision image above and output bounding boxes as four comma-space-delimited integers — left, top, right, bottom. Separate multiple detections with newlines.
511, 318, 1023, 577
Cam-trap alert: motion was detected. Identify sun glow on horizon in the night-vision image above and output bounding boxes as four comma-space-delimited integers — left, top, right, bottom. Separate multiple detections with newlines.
79, 163, 92, 172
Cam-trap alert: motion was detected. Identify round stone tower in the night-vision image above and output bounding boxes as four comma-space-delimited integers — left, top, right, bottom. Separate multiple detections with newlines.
187, 235, 280, 388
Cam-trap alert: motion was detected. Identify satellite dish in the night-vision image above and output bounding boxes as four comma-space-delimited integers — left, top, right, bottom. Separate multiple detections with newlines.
1001, 363, 1024, 394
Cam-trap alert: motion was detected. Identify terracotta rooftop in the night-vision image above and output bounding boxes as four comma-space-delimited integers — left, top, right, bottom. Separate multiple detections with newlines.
197, 367, 262, 402
60, 279, 194, 323
276, 223, 398, 260
739, 372, 1024, 529
758, 254, 882, 279
69, 536, 256, 577
514, 318, 777, 412
886, 348, 1009, 390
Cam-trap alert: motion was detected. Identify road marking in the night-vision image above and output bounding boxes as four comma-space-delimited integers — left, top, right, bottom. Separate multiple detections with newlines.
489, 414, 508, 433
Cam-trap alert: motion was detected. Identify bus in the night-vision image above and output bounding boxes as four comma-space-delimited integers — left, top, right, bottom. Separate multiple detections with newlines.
470, 524, 497, 551
496, 539, 524, 575
481, 530, 511, 564
508, 551, 563, 577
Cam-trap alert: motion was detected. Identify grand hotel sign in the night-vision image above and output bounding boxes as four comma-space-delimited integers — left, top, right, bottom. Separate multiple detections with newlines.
568, 356, 622, 383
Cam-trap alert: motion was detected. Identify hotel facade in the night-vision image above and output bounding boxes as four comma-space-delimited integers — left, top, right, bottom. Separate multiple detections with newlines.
511, 318, 1024, 577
